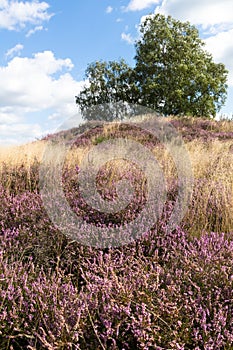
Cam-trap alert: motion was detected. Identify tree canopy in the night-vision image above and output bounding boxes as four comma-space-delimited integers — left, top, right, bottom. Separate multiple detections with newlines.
75, 59, 139, 121
76, 14, 228, 119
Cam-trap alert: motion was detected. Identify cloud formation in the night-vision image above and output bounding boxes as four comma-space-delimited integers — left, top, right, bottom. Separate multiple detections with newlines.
125, 0, 160, 11
26, 25, 45, 37
5, 43, 24, 59
0, 51, 85, 144
205, 29, 233, 86
121, 32, 134, 44
0, 0, 52, 31
0, 123, 43, 145
155, 0, 233, 31
106, 6, 113, 14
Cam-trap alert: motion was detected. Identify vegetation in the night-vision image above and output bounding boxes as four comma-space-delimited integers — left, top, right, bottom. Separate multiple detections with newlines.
0, 116, 233, 349
76, 14, 228, 119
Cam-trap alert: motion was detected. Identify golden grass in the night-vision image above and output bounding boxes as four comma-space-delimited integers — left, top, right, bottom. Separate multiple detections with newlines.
0, 117, 232, 235
184, 139, 233, 235
0, 140, 47, 167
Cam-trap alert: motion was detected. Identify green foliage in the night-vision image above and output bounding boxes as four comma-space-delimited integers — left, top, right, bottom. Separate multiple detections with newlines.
76, 14, 228, 119
75, 59, 139, 121
92, 134, 110, 145
135, 14, 228, 117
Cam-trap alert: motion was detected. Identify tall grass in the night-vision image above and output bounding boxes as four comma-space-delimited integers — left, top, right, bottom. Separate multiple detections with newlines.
1, 117, 231, 235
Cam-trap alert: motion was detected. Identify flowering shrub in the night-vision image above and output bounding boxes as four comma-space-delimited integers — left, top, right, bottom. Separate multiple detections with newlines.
1, 180, 233, 349
0, 117, 232, 349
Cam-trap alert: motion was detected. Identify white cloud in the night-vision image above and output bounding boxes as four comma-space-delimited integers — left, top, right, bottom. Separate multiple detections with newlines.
205, 29, 233, 86
0, 122, 43, 145
155, 0, 233, 31
26, 25, 45, 37
0, 107, 22, 124
0, 51, 85, 145
121, 32, 134, 45
0, 0, 52, 31
5, 43, 23, 59
0, 51, 74, 108
125, 0, 160, 11
106, 5, 113, 14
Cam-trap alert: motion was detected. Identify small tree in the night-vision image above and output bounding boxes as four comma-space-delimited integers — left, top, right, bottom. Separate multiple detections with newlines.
75, 59, 139, 121
76, 14, 228, 119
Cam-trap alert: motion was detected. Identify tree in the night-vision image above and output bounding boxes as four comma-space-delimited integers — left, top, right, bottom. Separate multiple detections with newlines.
76, 14, 228, 119
134, 14, 228, 117
75, 59, 139, 121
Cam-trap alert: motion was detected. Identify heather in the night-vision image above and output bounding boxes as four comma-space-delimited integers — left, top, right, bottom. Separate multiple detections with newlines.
0, 116, 233, 349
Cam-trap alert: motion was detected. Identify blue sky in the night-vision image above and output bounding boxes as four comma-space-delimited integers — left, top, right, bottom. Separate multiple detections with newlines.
1, 0, 233, 145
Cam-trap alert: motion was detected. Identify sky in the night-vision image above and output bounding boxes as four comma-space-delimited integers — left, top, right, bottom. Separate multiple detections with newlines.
0, 0, 233, 146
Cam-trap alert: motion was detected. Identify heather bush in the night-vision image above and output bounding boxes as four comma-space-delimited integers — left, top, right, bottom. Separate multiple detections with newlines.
0, 117, 232, 349
1, 220, 233, 349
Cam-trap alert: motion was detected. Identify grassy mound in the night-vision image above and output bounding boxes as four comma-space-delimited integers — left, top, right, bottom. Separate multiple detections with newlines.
0, 116, 232, 349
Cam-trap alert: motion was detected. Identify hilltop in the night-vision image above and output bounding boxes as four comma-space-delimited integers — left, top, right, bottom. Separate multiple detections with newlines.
0, 115, 232, 349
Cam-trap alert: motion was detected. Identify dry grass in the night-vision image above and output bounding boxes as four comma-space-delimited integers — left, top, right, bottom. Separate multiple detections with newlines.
0, 140, 47, 167
1, 117, 232, 236
184, 139, 233, 235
